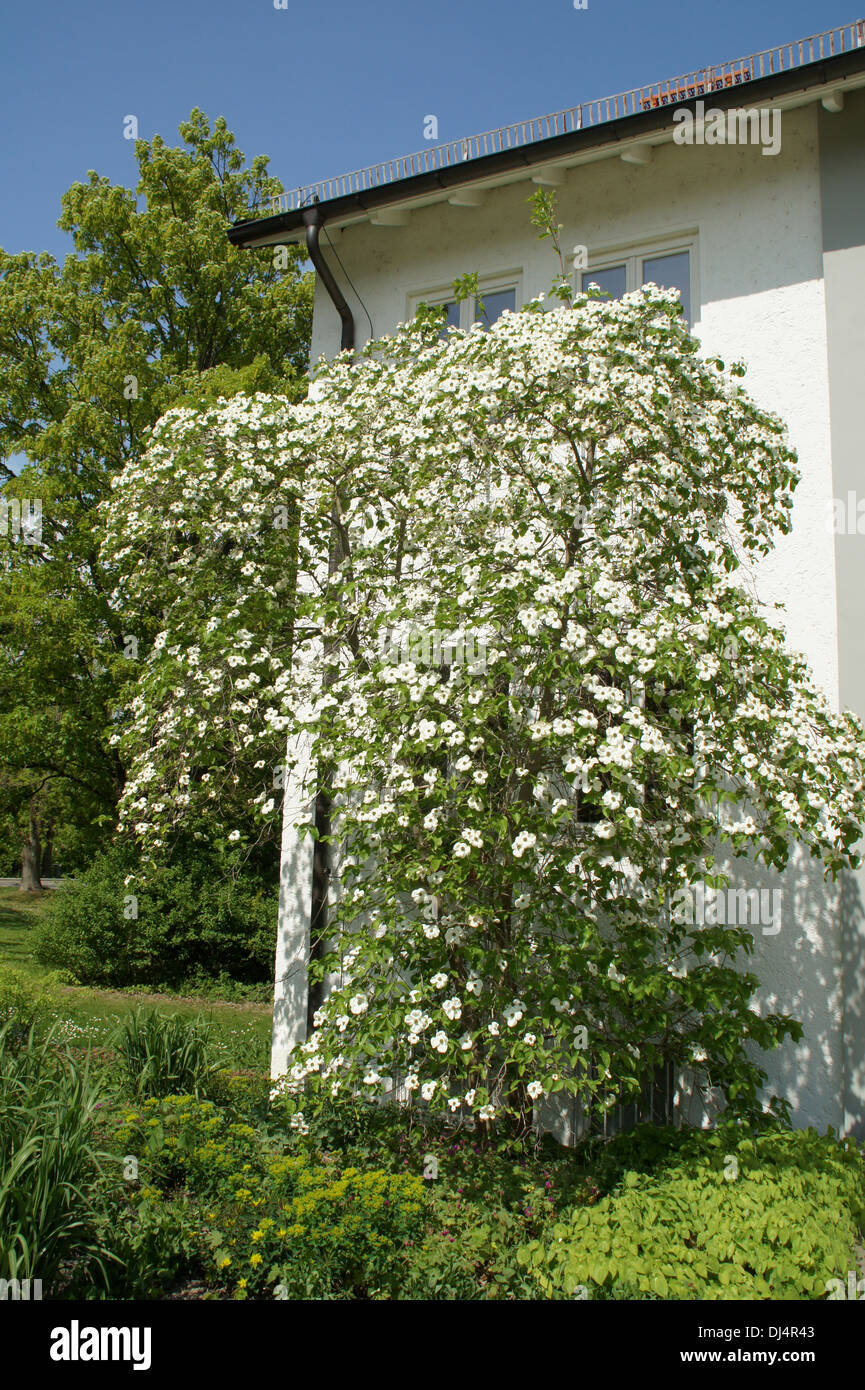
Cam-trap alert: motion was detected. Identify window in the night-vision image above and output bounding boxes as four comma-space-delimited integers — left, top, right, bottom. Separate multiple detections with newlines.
411, 274, 521, 335
475, 286, 516, 327
580, 239, 696, 327
583, 264, 627, 303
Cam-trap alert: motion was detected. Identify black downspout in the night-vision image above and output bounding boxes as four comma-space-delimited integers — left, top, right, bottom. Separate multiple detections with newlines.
302, 204, 355, 353
301, 203, 354, 1033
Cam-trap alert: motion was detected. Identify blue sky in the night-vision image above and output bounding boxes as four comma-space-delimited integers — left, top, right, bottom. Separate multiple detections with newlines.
0, 0, 855, 261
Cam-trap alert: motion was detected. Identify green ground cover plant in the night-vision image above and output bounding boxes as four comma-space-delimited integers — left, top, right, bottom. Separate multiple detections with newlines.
517, 1124, 865, 1300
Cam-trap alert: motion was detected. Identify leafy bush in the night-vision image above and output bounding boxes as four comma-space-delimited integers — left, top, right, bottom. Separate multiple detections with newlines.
518, 1125, 865, 1299
0, 1021, 116, 1289
113, 1094, 263, 1197
115, 1009, 219, 1101
113, 1094, 427, 1298
223, 1160, 427, 1299
97, 1189, 203, 1299
33, 842, 276, 988
0, 967, 60, 1052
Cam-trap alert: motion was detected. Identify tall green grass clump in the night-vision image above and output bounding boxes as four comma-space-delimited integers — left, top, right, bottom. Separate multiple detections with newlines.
115, 1008, 218, 1100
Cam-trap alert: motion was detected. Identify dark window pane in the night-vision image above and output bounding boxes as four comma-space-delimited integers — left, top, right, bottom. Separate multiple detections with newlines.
476, 287, 516, 326
436, 300, 460, 336
642, 252, 691, 325
581, 264, 627, 300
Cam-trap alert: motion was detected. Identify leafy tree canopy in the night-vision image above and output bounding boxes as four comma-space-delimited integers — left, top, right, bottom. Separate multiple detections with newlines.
0, 111, 312, 874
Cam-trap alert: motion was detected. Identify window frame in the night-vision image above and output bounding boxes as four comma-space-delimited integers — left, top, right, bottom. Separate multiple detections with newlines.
408, 269, 523, 332
578, 233, 699, 327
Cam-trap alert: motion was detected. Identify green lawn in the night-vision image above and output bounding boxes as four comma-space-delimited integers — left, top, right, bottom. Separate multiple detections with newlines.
0, 886, 272, 1071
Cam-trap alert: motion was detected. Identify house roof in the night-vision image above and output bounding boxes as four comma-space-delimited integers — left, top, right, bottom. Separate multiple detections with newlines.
229, 20, 865, 248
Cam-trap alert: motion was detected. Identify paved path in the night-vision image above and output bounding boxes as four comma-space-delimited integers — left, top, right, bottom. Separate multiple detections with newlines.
0, 877, 65, 889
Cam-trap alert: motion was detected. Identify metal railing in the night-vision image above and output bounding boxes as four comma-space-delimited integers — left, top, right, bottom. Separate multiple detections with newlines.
264, 20, 864, 217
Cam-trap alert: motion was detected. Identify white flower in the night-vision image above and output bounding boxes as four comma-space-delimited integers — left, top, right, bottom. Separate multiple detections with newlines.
464, 1088, 476, 1105
405, 1009, 431, 1033
512, 831, 538, 859
421, 1080, 437, 1100
228, 829, 241, 842
523, 1032, 537, 1046
405, 1072, 419, 1091
431, 972, 448, 989
349, 993, 369, 1015
479, 1104, 496, 1121
527, 1081, 544, 1100
459, 1032, 473, 1051
430, 1030, 448, 1053
488, 1021, 500, 1037
443, 996, 462, 1020
453, 840, 471, 858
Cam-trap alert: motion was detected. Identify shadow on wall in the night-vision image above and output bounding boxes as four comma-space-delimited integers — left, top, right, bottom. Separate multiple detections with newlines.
840, 865, 865, 1139
746, 848, 863, 1138
543, 848, 864, 1144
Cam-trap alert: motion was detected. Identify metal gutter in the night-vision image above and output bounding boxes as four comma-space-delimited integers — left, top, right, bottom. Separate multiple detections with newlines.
228, 35, 865, 248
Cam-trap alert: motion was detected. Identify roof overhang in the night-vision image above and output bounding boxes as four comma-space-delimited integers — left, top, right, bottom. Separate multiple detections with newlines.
228, 45, 865, 249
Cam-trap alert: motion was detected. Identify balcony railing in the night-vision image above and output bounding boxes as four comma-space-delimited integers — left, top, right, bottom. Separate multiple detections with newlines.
263, 20, 864, 217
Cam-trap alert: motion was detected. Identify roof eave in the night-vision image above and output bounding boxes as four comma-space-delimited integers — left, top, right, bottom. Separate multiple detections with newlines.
228, 45, 865, 248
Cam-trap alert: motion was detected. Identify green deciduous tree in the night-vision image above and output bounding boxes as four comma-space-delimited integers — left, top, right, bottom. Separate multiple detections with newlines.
0, 111, 312, 879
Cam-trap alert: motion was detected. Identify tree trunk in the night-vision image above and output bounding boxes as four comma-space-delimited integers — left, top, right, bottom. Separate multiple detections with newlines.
41, 824, 54, 878
20, 806, 42, 892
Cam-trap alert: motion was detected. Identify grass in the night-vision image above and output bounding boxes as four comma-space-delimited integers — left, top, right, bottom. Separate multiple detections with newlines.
0, 887, 273, 1072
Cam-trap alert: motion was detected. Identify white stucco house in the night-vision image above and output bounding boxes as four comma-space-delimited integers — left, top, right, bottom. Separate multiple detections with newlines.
229, 19, 865, 1138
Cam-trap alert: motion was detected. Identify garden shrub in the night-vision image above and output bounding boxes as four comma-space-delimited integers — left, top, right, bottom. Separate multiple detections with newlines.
517, 1125, 865, 1299
0, 967, 60, 1052
221, 1160, 427, 1299
98, 1189, 204, 1299
33, 842, 276, 988
113, 1093, 427, 1298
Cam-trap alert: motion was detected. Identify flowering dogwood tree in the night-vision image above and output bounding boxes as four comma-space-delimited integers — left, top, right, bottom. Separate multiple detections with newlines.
103, 285, 865, 1135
